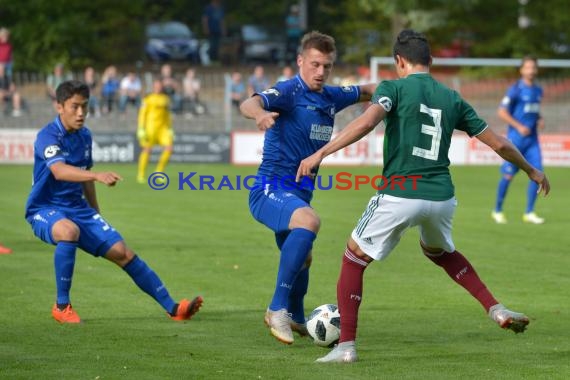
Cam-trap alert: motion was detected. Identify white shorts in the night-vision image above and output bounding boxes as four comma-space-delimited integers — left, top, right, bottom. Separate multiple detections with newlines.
351, 194, 457, 261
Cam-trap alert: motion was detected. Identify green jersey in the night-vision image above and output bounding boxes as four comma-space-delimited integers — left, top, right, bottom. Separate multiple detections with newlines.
372, 73, 487, 200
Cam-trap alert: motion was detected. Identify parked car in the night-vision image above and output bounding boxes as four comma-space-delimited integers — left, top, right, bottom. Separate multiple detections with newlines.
239, 24, 286, 63
145, 21, 200, 63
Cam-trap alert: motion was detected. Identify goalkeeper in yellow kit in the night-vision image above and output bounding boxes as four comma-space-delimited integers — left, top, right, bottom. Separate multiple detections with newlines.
137, 79, 174, 183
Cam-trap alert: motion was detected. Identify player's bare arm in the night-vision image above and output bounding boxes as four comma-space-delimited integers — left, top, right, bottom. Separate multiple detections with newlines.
357, 83, 378, 102
296, 104, 385, 181
476, 128, 550, 195
497, 107, 531, 136
82, 181, 100, 212
49, 161, 122, 186
239, 95, 279, 131
537, 116, 545, 131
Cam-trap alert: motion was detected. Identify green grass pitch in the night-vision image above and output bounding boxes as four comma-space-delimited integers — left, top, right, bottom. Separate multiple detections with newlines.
0, 163, 568, 379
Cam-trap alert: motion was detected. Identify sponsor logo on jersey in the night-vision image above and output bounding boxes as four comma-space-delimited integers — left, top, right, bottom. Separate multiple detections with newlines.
523, 103, 540, 113
44, 145, 60, 159
33, 214, 48, 224
309, 124, 333, 141
341, 86, 353, 92
262, 88, 280, 97
377, 96, 392, 112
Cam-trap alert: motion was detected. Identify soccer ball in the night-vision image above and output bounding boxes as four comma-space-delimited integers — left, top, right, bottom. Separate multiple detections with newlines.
306, 304, 341, 347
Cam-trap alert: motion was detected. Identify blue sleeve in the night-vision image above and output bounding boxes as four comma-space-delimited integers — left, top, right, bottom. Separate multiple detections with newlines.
85, 131, 94, 169
256, 81, 295, 113
329, 85, 360, 112
500, 84, 518, 113
36, 129, 65, 168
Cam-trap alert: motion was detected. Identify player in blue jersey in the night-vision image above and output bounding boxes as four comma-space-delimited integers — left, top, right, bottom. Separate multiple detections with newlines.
492, 56, 545, 224
240, 31, 376, 344
25, 80, 203, 324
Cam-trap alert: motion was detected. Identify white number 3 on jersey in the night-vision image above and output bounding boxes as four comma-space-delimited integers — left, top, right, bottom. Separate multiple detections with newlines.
412, 104, 442, 161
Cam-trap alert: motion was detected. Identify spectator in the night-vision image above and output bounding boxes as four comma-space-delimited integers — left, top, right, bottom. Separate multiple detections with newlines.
0, 28, 13, 81
83, 66, 101, 117
160, 64, 182, 114
182, 67, 206, 118
202, 0, 225, 63
118, 72, 142, 115
101, 65, 120, 114
0, 63, 22, 117
46, 63, 72, 111
230, 71, 246, 109
285, 5, 303, 63
247, 65, 269, 97
277, 65, 295, 82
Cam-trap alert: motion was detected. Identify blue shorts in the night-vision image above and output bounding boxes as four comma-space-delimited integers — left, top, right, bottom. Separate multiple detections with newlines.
27, 207, 124, 257
501, 139, 542, 176
249, 187, 310, 233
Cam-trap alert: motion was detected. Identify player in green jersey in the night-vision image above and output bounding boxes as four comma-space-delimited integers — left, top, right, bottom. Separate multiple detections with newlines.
296, 29, 550, 363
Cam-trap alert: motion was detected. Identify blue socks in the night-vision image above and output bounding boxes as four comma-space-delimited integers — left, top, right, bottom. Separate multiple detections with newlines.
54, 241, 78, 305
275, 231, 311, 322
288, 266, 309, 323
496, 176, 540, 214
495, 177, 511, 212
526, 180, 539, 213
270, 228, 316, 313
123, 255, 176, 314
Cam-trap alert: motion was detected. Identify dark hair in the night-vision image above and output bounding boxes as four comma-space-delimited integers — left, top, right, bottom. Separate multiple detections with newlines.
56, 80, 90, 104
393, 29, 431, 66
300, 31, 336, 59
520, 55, 538, 68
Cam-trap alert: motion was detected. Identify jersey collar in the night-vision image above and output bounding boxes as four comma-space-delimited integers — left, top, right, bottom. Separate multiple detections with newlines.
54, 116, 71, 135
295, 75, 309, 91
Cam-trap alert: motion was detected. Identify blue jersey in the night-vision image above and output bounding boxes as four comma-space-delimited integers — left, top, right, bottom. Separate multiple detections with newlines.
500, 79, 543, 144
25, 116, 93, 218
254, 75, 360, 201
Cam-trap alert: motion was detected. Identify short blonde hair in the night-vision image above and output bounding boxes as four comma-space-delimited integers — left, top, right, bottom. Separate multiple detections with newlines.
300, 31, 336, 59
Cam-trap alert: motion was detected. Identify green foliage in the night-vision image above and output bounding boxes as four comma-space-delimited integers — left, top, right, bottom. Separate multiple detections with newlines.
0, 0, 569, 72
0, 163, 569, 378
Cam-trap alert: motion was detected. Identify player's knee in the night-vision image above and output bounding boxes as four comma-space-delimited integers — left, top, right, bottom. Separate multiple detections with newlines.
347, 238, 374, 263
53, 219, 80, 241
419, 240, 444, 258
503, 174, 513, 181
105, 243, 135, 267
289, 207, 320, 232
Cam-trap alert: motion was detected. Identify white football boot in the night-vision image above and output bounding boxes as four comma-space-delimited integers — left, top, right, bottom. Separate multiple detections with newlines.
522, 212, 545, 224
264, 308, 294, 344
315, 342, 358, 363
491, 211, 507, 224
489, 303, 530, 333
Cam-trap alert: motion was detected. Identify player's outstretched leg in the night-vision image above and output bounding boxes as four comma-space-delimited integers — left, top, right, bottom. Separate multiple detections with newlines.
489, 303, 529, 333
422, 244, 499, 311
315, 342, 358, 363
